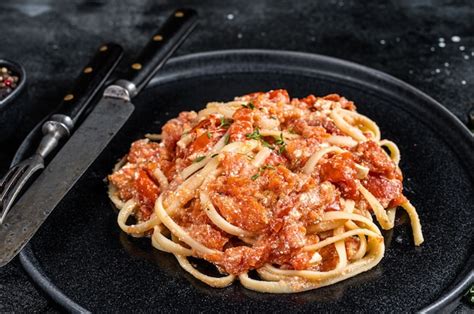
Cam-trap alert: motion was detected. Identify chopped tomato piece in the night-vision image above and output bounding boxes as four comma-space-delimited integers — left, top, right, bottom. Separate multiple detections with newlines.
363, 175, 404, 208
268, 89, 290, 103
219, 245, 270, 275
353, 141, 396, 177
185, 224, 229, 251
135, 169, 160, 220
320, 152, 358, 198
299, 94, 317, 107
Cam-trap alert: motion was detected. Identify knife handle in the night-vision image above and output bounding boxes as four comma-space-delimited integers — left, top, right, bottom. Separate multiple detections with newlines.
55, 43, 124, 125
123, 8, 197, 98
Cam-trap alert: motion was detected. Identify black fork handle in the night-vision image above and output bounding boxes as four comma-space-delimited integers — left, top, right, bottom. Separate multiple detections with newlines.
37, 43, 123, 159
55, 43, 124, 124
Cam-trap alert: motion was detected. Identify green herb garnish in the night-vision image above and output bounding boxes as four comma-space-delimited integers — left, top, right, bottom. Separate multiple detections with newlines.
194, 156, 206, 163
206, 130, 212, 139
464, 284, 474, 305
241, 102, 255, 110
260, 165, 275, 171
219, 117, 231, 128
275, 133, 285, 145
224, 134, 230, 145
246, 128, 261, 140
262, 140, 274, 149
278, 145, 286, 154
275, 133, 286, 155
251, 165, 274, 180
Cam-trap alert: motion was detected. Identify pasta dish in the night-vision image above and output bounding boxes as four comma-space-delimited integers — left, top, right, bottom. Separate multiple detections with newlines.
108, 90, 423, 293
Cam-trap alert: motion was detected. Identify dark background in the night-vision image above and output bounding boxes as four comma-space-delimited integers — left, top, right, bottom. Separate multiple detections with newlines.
0, 0, 473, 312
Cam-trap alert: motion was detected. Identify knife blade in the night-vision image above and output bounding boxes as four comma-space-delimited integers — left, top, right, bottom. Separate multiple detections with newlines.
0, 8, 198, 266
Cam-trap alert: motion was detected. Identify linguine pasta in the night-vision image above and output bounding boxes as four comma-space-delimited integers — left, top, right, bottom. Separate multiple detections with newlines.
108, 90, 423, 292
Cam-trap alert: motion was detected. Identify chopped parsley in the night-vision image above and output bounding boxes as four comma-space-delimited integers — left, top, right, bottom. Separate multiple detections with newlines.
193, 156, 206, 163
246, 128, 262, 140
251, 164, 275, 180
260, 165, 275, 171
262, 140, 274, 149
274, 133, 286, 155
464, 284, 474, 305
275, 133, 285, 145
278, 144, 286, 154
206, 130, 212, 139
219, 117, 231, 128
241, 102, 255, 110
224, 134, 230, 145
246, 129, 287, 154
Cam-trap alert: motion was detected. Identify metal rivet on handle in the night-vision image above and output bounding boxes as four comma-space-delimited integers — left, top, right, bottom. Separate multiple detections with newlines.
99, 45, 108, 52
175, 11, 184, 17
153, 34, 163, 41
64, 94, 74, 101
131, 63, 142, 70
83, 67, 93, 74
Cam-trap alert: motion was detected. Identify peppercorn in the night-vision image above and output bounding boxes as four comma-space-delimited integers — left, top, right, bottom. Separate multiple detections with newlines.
0, 66, 19, 101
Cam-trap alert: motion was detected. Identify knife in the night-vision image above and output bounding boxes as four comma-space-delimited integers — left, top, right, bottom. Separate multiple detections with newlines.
0, 43, 123, 224
0, 8, 198, 266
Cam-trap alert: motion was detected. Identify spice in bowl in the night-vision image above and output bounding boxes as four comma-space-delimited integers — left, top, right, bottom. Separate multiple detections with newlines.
0, 66, 20, 101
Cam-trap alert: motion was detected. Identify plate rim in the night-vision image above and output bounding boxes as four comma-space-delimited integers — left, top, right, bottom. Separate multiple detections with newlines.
15, 49, 473, 312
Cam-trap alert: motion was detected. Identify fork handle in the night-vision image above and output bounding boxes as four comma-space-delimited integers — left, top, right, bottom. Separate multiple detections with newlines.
55, 43, 123, 125
36, 43, 123, 158
36, 116, 72, 158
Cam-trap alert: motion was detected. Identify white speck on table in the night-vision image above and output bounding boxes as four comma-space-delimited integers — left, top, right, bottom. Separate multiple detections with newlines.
451, 35, 461, 42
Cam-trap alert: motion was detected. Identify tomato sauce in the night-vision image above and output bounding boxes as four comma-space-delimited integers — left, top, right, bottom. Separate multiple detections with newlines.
109, 90, 407, 276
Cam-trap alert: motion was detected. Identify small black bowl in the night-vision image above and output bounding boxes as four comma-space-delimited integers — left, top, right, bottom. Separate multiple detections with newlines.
0, 59, 28, 142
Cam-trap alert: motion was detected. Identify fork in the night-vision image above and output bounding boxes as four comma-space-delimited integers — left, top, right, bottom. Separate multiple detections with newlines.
0, 43, 123, 224
0, 154, 44, 223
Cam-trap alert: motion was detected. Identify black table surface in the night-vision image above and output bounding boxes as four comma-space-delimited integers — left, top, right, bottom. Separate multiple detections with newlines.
0, 0, 473, 312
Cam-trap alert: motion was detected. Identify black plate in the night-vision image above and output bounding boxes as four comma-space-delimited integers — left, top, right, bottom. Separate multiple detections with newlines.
16, 50, 473, 312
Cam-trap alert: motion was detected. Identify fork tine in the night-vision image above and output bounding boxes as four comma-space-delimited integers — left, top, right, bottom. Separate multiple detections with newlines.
0, 165, 20, 190
0, 166, 25, 223
0, 158, 44, 223
0, 164, 28, 200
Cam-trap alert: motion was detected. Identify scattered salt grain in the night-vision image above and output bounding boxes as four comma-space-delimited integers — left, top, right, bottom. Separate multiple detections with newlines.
451, 35, 461, 42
